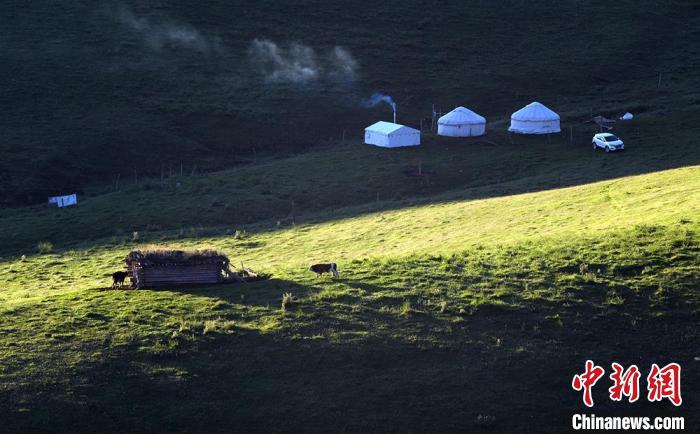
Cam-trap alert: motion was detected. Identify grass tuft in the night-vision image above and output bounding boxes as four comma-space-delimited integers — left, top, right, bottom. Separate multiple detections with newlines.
203, 319, 236, 335
36, 241, 53, 254
399, 300, 412, 316
281, 292, 295, 312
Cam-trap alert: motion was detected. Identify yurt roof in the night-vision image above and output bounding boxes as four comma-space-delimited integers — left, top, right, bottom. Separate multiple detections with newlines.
438, 106, 486, 126
365, 121, 419, 135
511, 102, 559, 121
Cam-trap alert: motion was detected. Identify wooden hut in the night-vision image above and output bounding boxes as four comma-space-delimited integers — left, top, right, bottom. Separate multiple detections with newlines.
126, 249, 231, 289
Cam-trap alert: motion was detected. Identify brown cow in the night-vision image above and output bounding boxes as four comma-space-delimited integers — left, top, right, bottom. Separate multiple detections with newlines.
308, 263, 339, 278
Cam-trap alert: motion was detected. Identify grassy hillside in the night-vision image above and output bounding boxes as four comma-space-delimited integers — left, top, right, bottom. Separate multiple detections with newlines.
1, 0, 699, 203
2, 109, 699, 253
1, 166, 698, 432
2, 0, 699, 431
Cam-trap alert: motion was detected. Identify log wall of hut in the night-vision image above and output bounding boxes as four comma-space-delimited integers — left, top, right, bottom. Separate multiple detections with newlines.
130, 263, 223, 288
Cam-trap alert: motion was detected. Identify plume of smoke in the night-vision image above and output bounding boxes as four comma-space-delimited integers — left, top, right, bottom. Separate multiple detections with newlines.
248, 39, 358, 84
328, 46, 358, 81
115, 4, 219, 54
249, 39, 319, 83
363, 92, 396, 113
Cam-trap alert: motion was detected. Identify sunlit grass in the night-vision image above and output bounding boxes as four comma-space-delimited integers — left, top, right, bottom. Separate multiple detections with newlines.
0, 166, 698, 394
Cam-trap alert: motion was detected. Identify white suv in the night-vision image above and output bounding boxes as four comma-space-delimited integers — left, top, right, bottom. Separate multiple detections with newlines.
592, 133, 624, 152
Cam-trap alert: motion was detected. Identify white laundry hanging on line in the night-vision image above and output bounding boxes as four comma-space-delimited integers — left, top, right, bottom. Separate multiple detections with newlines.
48, 193, 77, 208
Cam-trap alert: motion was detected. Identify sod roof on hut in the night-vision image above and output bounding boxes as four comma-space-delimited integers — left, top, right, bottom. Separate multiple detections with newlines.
126, 248, 230, 267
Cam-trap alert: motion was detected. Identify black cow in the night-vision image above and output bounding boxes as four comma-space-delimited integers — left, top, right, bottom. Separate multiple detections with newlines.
111, 271, 129, 289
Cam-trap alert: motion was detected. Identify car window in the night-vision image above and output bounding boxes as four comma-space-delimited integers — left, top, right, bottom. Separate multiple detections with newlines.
605, 135, 619, 141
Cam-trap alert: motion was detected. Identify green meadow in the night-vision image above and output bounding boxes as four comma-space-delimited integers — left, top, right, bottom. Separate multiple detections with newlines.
2, 0, 700, 431
1, 166, 698, 431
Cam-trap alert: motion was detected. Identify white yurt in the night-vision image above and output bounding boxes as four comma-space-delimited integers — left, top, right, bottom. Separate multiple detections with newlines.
438, 106, 486, 137
364, 121, 420, 148
508, 101, 561, 134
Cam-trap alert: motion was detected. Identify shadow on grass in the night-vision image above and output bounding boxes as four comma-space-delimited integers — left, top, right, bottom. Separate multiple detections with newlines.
3, 297, 697, 434
122, 277, 326, 308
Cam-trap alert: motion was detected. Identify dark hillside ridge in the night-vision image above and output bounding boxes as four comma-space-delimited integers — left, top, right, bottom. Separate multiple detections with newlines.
1, 0, 698, 204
